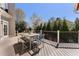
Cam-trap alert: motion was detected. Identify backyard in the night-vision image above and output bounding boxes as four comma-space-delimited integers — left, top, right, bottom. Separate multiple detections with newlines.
1, 3, 79, 56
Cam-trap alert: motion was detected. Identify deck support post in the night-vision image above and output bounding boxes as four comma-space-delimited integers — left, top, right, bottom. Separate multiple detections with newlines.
56, 30, 60, 48
78, 30, 79, 43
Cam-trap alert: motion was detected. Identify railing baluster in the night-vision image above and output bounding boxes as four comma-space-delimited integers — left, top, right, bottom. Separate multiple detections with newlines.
56, 30, 59, 48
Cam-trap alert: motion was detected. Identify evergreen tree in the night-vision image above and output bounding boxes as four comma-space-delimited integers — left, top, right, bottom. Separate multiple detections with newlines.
53, 17, 62, 31
58, 19, 62, 30
35, 25, 40, 30
49, 17, 55, 31
39, 23, 43, 30
46, 20, 51, 31
75, 18, 79, 31
53, 20, 58, 31
62, 18, 69, 31
17, 21, 27, 32
42, 23, 46, 31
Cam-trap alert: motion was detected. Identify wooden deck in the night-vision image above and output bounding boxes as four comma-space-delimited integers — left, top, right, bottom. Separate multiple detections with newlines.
20, 39, 79, 56
35, 40, 79, 56
42, 39, 79, 48
1, 36, 79, 56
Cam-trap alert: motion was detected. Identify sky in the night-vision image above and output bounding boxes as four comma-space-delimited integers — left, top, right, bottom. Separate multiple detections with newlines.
16, 3, 79, 26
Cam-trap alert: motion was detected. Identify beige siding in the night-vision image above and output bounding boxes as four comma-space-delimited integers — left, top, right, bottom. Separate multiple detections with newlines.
8, 3, 16, 37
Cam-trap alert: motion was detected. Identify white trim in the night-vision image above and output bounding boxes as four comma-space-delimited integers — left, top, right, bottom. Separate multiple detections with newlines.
0, 18, 9, 40
57, 30, 60, 44
0, 8, 12, 19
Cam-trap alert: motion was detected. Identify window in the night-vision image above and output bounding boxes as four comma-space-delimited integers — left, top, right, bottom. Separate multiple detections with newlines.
5, 3, 8, 9
0, 3, 6, 9
0, 3, 8, 12
4, 25, 7, 35
0, 3, 8, 9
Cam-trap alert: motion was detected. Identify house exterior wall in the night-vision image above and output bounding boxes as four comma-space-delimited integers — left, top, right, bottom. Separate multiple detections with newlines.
8, 3, 16, 37
76, 3, 79, 10
0, 3, 16, 39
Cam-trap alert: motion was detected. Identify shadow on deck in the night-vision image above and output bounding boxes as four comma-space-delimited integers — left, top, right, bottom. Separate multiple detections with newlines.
13, 39, 79, 56
42, 39, 79, 49
13, 42, 41, 56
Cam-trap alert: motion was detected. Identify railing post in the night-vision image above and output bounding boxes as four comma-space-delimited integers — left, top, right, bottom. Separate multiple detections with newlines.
56, 30, 60, 48
78, 30, 79, 43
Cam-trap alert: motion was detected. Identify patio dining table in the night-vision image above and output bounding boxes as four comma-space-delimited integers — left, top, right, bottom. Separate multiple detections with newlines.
21, 33, 40, 50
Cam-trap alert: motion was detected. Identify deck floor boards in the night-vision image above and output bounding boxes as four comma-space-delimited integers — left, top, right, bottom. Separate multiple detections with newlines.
35, 39, 79, 56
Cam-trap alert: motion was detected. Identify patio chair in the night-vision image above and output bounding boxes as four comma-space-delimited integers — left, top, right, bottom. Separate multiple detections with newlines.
33, 35, 41, 46
36, 32, 45, 49
32, 34, 45, 49
18, 42, 29, 55
18, 36, 32, 54
37, 32, 45, 45
21, 42, 28, 51
20, 36, 29, 43
28, 39, 40, 56
20, 36, 31, 49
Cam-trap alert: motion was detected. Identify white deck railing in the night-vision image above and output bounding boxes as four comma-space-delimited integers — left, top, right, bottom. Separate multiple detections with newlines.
36, 30, 79, 48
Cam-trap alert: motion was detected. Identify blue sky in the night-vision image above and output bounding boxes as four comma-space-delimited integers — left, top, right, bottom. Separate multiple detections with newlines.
16, 3, 79, 26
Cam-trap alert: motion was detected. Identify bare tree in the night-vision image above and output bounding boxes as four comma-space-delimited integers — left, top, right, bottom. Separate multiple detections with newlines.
31, 14, 44, 29
15, 8, 27, 34
16, 8, 25, 22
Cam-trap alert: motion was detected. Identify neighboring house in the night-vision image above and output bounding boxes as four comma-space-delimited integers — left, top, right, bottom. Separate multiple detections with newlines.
0, 3, 16, 40
75, 3, 79, 10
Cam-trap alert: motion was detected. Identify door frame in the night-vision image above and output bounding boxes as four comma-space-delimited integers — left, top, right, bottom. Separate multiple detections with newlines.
1, 20, 9, 40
